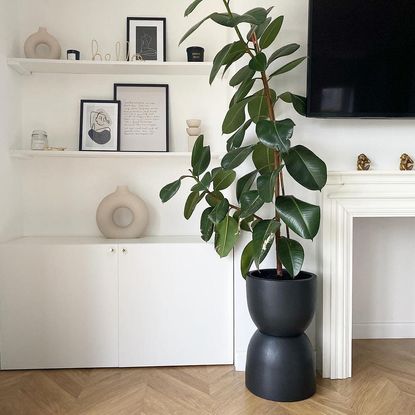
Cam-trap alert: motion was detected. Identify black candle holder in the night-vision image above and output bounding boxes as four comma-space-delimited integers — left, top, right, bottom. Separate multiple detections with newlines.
187, 47, 204, 62
67, 49, 80, 60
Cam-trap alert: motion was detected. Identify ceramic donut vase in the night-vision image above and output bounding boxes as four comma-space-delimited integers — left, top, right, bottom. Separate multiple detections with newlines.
96, 186, 148, 239
24, 27, 61, 59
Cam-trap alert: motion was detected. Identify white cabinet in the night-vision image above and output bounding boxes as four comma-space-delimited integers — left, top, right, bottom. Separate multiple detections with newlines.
0, 239, 119, 369
0, 237, 233, 370
119, 241, 233, 367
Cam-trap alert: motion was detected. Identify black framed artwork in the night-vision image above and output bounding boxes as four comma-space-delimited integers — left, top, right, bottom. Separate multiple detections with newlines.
127, 17, 166, 62
79, 100, 120, 151
114, 84, 169, 152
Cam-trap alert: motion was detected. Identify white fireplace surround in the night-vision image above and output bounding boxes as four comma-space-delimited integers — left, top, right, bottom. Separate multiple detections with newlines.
321, 171, 415, 379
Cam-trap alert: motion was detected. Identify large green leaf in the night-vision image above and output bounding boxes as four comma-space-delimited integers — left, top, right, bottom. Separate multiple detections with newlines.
240, 190, 264, 218
256, 119, 294, 153
248, 89, 277, 123
206, 190, 224, 207
210, 41, 246, 84
213, 168, 236, 190
275, 196, 320, 240
208, 198, 230, 224
283, 145, 327, 191
229, 65, 255, 87
184, 191, 203, 220
180, 15, 212, 45
279, 92, 306, 116
211, 12, 240, 27
269, 57, 306, 79
191, 135, 211, 176
215, 215, 239, 258
184, 0, 205, 17
236, 171, 257, 202
252, 220, 279, 266
247, 17, 271, 41
191, 172, 212, 192
222, 99, 247, 134
235, 8, 268, 25
221, 145, 254, 169
241, 241, 255, 278
268, 43, 300, 66
229, 79, 255, 108
226, 120, 252, 151
249, 53, 267, 72
259, 16, 283, 49
278, 237, 304, 277
200, 207, 214, 242
252, 143, 274, 175
257, 166, 282, 203
160, 179, 181, 203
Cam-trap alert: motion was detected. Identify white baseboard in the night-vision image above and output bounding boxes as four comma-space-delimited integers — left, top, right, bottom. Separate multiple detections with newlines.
353, 322, 415, 339
234, 351, 246, 372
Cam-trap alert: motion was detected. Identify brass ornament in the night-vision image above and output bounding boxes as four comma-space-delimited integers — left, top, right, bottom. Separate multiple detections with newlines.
357, 154, 371, 171
400, 153, 414, 171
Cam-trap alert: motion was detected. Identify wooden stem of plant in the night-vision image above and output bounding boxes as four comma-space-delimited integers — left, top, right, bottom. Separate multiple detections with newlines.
224, 1, 284, 277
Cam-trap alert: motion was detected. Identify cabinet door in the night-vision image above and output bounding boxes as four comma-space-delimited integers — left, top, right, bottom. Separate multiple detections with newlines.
119, 242, 233, 367
0, 242, 118, 369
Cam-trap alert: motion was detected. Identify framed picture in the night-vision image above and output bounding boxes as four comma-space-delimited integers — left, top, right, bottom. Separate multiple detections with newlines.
79, 100, 120, 151
114, 84, 169, 152
127, 17, 166, 62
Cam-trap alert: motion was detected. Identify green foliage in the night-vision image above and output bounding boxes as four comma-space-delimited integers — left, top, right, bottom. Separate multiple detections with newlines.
162, 0, 327, 279
278, 237, 304, 277
215, 215, 239, 257
259, 16, 283, 49
275, 196, 320, 240
256, 119, 294, 153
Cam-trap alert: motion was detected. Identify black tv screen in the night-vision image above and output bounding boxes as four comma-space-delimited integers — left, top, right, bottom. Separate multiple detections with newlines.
307, 0, 415, 117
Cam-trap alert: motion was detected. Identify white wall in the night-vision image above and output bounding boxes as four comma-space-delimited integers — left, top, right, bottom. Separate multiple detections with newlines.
6, 0, 415, 371
353, 218, 415, 339
0, 0, 22, 241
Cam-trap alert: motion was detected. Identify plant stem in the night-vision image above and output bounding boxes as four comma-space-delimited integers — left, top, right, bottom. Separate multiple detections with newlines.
191, 174, 263, 221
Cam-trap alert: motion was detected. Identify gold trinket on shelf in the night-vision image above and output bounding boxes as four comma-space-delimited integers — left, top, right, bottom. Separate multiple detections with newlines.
400, 153, 414, 170
357, 154, 371, 171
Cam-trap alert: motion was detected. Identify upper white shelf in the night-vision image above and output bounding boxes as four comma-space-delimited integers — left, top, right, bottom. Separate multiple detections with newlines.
7, 58, 213, 76
10, 150, 222, 160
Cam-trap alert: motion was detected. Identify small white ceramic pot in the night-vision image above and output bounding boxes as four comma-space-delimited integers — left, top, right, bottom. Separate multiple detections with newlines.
186, 119, 201, 128
186, 127, 202, 136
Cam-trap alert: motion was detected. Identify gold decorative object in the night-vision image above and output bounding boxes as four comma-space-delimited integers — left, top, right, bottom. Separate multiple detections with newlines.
400, 153, 414, 171
91, 39, 102, 61
357, 154, 371, 171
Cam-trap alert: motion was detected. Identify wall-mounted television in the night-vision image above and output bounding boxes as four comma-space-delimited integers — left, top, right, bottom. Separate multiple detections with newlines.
307, 0, 415, 118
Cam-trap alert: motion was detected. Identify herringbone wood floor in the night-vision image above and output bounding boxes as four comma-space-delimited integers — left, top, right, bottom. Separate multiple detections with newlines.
0, 340, 414, 414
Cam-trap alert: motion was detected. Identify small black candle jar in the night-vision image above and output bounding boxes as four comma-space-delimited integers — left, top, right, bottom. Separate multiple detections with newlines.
187, 47, 205, 62
67, 49, 80, 60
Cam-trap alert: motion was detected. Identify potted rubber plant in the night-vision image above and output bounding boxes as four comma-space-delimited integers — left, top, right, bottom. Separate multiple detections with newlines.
160, 0, 327, 403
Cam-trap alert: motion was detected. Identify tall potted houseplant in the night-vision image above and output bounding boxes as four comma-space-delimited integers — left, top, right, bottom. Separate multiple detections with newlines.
160, 0, 327, 402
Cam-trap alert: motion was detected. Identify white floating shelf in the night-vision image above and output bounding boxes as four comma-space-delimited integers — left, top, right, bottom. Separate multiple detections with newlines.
10, 150, 222, 160
8, 58, 213, 76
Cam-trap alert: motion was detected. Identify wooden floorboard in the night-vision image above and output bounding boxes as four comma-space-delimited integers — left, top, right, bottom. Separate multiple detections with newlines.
1, 340, 414, 414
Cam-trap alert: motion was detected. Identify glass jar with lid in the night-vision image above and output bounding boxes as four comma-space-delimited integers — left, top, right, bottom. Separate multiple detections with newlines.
31, 130, 48, 150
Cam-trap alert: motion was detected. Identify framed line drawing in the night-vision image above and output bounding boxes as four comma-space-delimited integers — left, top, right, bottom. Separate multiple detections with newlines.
114, 84, 169, 152
127, 17, 166, 62
79, 100, 120, 151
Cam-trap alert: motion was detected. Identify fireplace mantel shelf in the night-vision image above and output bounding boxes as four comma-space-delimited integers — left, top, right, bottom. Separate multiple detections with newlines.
321, 171, 415, 380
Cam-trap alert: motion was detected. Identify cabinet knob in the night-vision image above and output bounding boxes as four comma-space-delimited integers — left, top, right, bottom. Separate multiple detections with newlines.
110, 248, 116, 253
122, 248, 128, 254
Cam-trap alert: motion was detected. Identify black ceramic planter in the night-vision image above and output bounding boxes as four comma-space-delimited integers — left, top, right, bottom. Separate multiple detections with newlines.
245, 269, 317, 402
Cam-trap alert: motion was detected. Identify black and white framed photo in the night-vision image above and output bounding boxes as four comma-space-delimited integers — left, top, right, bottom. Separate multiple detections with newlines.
114, 84, 169, 152
79, 100, 120, 151
127, 17, 166, 62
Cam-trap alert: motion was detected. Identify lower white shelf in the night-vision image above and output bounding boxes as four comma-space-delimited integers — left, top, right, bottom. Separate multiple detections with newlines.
0, 236, 233, 369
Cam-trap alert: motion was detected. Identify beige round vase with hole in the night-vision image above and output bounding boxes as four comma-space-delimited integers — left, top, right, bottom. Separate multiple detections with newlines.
96, 186, 148, 239
24, 27, 61, 59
